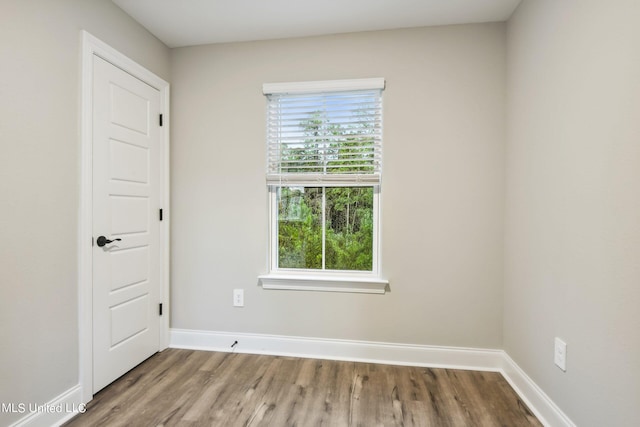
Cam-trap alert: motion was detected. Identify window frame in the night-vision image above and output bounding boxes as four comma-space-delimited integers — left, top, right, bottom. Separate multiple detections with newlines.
259, 79, 388, 294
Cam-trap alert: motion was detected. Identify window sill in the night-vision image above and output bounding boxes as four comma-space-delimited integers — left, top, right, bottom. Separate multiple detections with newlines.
258, 273, 388, 294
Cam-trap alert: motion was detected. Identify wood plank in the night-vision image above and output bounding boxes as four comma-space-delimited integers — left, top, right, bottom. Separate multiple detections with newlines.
65, 349, 542, 427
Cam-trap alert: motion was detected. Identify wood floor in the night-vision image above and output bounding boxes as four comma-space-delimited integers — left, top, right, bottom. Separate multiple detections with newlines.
65, 349, 541, 427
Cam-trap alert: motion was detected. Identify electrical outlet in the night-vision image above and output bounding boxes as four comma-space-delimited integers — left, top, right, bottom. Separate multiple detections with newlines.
554, 337, 567, 371
233, 289, 244, 307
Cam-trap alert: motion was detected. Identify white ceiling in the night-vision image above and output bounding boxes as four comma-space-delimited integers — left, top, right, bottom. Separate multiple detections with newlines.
112, 0, 522, 48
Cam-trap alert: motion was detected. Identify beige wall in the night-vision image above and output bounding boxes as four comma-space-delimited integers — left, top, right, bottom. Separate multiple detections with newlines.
170, 24, 506, 347
3, 0, 637, 424
0, 0, 169, 424
505, 0, 640, 425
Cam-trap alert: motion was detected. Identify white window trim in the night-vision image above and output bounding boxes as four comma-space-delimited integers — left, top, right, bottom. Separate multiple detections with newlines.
259, 273, 388, 294
260, 186, 387, 294
259, 78, 388, 294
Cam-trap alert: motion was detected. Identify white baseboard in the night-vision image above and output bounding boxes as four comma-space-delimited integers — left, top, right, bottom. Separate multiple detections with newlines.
170, 328, 504, 371
500, 353, 576, 427
7, 384, 84, 427
170, 328, 575, 427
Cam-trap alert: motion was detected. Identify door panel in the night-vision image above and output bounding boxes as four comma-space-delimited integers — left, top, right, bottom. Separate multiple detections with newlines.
109, 140, 149, 184
110, 294, 150, 346
110, 84, 150, 134
110, 247, 149, 292
110, 196, 149, 234
92, 55, 161, 393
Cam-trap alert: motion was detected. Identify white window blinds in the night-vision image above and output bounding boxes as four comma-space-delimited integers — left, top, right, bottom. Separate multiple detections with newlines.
264, 78, 384, 187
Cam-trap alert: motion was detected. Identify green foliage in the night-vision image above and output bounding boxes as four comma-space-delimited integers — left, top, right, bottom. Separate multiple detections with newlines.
325, 187, 373, 270
278, 187, 373, 271
282, 110, 376, 175
277, 109, 375, 272
278, 187, 322, 269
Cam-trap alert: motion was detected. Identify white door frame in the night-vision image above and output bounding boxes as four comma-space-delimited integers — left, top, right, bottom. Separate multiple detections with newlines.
79, 31, 170, 404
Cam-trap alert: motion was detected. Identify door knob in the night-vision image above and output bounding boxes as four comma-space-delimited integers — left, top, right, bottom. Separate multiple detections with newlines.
96, 236, 122, 247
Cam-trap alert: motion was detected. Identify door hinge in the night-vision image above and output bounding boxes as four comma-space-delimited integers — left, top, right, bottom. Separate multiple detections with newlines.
159, 114, 163, 127
159, 303, 163, 316
159, 208, 163, 221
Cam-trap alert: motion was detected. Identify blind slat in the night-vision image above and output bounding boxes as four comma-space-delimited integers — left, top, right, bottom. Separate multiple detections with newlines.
266, 173, 381, 187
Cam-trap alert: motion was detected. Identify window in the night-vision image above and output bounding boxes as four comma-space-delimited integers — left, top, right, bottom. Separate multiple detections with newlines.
259, 79, 388, 293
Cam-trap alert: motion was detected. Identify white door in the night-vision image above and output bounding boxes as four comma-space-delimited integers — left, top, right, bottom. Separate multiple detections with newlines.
92, 55, 162, 393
